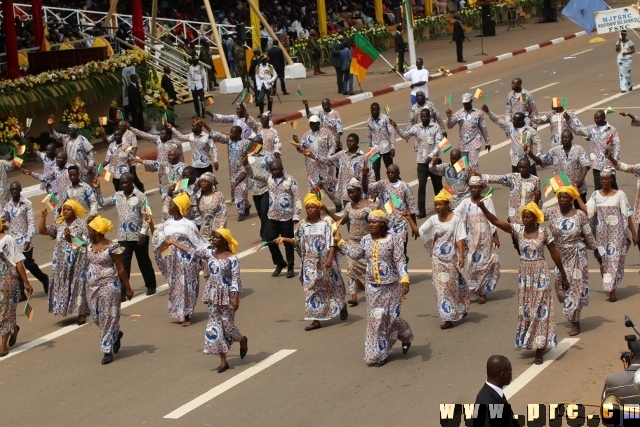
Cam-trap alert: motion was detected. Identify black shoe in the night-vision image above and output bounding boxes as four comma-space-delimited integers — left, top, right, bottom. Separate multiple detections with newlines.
402, 342, 411, 354
102, 352, 114, 365
282, 92, 290, 95
240, 336, 248, 359
244, 205, 251, 216
217, 363, 230, 373
238, 214, 247, 222
373, 358, 388, 367
340, 304, 348, 320
146, 288, 156, 296
113, 331, 123, 354
417, 213, 427, 219
43, 276, 49, 295
272, 263, 287, 277
286, 269, 295, 278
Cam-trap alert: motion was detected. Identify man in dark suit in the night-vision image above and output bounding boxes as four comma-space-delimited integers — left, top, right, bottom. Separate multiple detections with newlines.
127, 73, 144, 130
161, 66, 178, 127
331, 40, 344, 94
452, 15, 467, 63
395, 24, 408, 73
474, 355, 520, 427
268, 39, 289, 95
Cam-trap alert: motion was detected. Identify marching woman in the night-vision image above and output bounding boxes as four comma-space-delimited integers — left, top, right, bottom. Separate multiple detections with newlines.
454, 176, 501, 304
197, 172, 227, 240
341, 178, 377, 306
478, 201, 568, 364
582, 167, 637, 302
167, 228, 248, 373
544, 186, 599, 336
0, 219, 33, 357
38, 200, 90, 325
335, 209, 413, 367
407, 189, 468, 330
273, 193, 347, 331
86, 216, 134, 364
146, 193, 209, 326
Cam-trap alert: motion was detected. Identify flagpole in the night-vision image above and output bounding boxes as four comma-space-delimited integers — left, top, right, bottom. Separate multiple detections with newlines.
379, 54, 407, 81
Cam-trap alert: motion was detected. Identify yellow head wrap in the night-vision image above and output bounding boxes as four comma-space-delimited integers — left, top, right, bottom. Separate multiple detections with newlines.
172, 193, 191, 216
56, 200, 87, 224
519, 202, 544, 224
0, 217, 3, 231
88, 216, 114, 235
555, 186, 580, 202
368, 209, 388, 222
216, 228, 239, 253
434, 189, 453, 203
303, 193, 323, 208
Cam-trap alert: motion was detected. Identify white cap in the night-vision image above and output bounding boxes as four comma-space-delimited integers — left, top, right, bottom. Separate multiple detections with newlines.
309, 115, 320, 123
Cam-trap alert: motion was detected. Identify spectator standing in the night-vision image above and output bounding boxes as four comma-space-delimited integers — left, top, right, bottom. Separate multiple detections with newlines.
187, 57, 208, 118
309, 29, 325, 75
403, 58, 429, 105
268, 40, 289, 95
395, 24, 408, 74
331, 40, 344, 94
161, 66, 178, 126
340, 41, 354, 95
452, 15, 466, 63
199, 39, 217, 88
127, 74, 144, 131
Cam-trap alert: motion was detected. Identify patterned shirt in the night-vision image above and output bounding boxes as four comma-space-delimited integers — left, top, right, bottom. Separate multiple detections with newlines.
482, 173, 540, 224
95, 187, 150, 240
339, 233, 409, 285
318, 149, 374, 201
0, 160, 14, 208
317, 109, 344, 140
172, 129, 218, 167
247, 153, 272, 196
36, 152, 58, 192
130, 127, 185, 163
505, 89, 538, 124
33, 165, 70, 200
614, 161, 640, 223
367, 114, 396, 154
211, 114, 258, 140
487, 110, 542, 167
367, 180, 418, 238
429, 163, 470, 209
143, 160, 186, 200
214, 134, 250, 180
257, 126, 281, 155
299, 128, 337, 184
2, 196, 35, 251
396, 122, 442, 163
538, 144, 590, 195
246, 167, 302, 221
446, 108, 490, 151
569, 122, 620, 172
51, 130, 95, 177
104, 138, 136, 179
409, 101, 446, 129
531, 111, 582, 147
65, 182, 98, 216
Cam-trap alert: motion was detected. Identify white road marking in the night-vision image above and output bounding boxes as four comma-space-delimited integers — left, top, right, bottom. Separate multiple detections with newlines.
470, 79, 501, 89
530, 82, 559, 93
572, 48, 593, 56
164, 349, 297, 419
503, 338, 579, 399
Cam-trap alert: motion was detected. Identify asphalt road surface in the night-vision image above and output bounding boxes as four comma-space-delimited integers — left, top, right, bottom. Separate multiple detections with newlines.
2, 33, 640, 426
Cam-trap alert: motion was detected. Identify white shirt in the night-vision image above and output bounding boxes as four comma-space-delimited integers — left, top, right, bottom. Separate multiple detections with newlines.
256, 63, 277, 89
404, 68, 429, 97
485, 381, 504, 398
618, 39, 634, 61
187, 64, 207, 91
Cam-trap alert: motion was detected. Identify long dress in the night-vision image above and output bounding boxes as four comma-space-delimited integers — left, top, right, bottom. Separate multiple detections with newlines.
618, 39, 634, 92
512, 224, 557, 350
586, 190, 632, 292
340, 233, 414, 364
344, 200, 376, 295
193, 248, 243, 355
46, 218, 89, 317
293, 217, 346, 321
197, 191, 227, 241
87, 243, 124, 353
0, 235, 25, 336
544, 207, 597, 322
419, 213, 469, 321
152, 218, 209, 321
455, 198, 500, 297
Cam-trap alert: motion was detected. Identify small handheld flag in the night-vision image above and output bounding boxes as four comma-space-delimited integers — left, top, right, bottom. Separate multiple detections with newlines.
365, 148, 380, 163
23, 299, 33, 321
115, 110, 124, 120
202, 97, 215, 110
241, 90, 248, 102
551, 97, 567, 109
384, 105, 391, 116
43, 193, 59, 211
445, 93, 452, 106
453, 156, 469, 173
253, 241, 270, 252
26, 118, 33, 128
542, 173, 571, 197
99, 116, 108, 126
520, 93, 528, 103
178, 178, 189, 190
12, 157, 24, 168
162, 112, 168, 125
245, 141, 263, 154
97, 164, 111, 181
604, 106, 615, 115
289, 121, 298, 131
246, 92, 254, 104
312, 186, 323, 200
160, 241, 171, 258
520, 131, 530, 146
295, 87, 303, 98
438, 137, 452, 154
383, 194, 402, 214
474, 88, 487, 102
71, 236, 85, 249
143, 200, 152, 215
479, 187, 495, 203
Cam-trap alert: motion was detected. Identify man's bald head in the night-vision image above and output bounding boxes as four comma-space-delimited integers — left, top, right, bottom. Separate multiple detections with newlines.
486, 355, 512, 387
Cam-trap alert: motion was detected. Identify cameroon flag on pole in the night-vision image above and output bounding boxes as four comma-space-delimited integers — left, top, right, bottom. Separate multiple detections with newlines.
350, 32, 380, 84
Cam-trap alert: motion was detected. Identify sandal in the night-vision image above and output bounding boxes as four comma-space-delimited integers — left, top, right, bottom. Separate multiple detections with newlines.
402, 342, 411, 354
478, 296, 487, 304
9, 325, 20, 347
304, 322, 321, 331
440, 321, 453, 330
77, 315, 86, 326
347, 300, 359, 307
534, 358, 543, 365
182, 315, 191, 327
